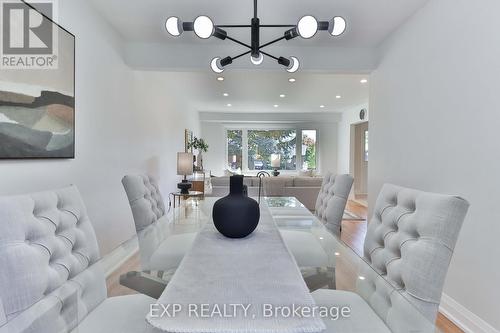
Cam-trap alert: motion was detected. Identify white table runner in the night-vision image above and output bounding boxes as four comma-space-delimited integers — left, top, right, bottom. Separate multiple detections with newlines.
146, 203, 326, 333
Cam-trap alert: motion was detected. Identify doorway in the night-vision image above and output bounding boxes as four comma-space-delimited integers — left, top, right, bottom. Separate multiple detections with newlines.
350, 121, 369, 207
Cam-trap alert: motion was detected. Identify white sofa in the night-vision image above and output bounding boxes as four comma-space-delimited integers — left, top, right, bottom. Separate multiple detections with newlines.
208, 175, 323, 211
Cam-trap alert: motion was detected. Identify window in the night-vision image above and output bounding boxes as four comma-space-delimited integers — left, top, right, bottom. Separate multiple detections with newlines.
226, 128, 319, 172
247, 130, 297, 170
301, 130, 317, 170
227, 130, 242, 170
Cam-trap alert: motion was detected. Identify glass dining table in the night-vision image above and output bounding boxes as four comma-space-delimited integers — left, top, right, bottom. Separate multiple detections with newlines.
120, 196, 441, 333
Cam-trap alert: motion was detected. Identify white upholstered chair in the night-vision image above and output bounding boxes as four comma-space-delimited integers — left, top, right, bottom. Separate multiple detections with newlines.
280, 172, 354, 268
122, 175, 196, 271
312, 184, 470, 332
314, 172, 355, 237
0, 186, 159, 333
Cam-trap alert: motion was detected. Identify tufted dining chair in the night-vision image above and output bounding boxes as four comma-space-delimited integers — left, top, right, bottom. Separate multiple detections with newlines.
312, 184, 469, 332
280, 173, 353, 269
314, 172, 354, 236
0, 186, 159, 333
121, 175, 196, 271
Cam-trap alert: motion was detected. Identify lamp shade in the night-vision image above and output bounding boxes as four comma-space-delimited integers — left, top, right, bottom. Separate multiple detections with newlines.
177, 152, 193, 176
271, 154, 281, 168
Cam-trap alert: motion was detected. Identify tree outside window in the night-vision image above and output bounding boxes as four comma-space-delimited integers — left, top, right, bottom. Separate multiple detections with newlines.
227, 130, 242, 170
248, 130, 297, 171
302, 130, 317, 170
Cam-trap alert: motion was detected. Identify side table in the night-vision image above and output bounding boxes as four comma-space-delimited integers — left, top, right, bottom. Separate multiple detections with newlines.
170, 191, 204, 208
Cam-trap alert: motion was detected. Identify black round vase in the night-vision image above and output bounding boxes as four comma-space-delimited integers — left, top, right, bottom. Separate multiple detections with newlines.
212, 175, 260, 238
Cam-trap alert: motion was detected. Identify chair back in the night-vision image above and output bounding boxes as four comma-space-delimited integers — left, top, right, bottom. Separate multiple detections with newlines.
122, 175, 168, 270
0, 186, 106, 332
121, 175, 166, 232
314, 173, 354, 236
358, 184, 469, 329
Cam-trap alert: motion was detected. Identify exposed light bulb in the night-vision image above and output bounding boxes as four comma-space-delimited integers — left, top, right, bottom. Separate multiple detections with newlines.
217, 76, 224, 81
194, 15, 214, 39
287, 56, 300, 73
329, 16, 346, 36
297, 15, 318, 39
210, 57, 224, 73
250, 53, 264, 65
288, 78, 296, 83
165, 17, 182, 36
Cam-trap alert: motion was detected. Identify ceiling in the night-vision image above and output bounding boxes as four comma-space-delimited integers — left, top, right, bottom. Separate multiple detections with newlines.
165, 71, 369, 114
87, 0, 425, 114
89, 0, 428, 48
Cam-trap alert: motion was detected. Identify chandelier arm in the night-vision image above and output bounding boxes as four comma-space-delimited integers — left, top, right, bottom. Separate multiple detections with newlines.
260, 25, 296, 28
232, 50, 252, 61
259, 36, 286, 49
215, 25, 252, 28
259, 50, 279, 61
214, 24, 295, 28
226, 36, 252, 49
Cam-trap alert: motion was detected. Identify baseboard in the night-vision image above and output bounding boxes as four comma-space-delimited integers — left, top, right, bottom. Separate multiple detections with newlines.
440, 293, 499, 333
100, 236, 139, 278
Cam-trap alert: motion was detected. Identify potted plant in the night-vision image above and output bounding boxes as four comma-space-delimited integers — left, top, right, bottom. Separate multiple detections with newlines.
188, 137, 209, 170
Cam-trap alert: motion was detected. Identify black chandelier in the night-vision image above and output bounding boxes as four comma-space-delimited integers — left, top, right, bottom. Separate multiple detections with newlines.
164, 0, 346, 73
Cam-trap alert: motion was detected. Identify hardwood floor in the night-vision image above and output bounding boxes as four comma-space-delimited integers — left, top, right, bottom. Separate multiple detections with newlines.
106, 253, 140, 297
106, 199, 463, 333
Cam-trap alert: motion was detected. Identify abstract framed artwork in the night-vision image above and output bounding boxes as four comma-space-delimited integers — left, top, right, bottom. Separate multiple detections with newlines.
0, 1, 75, 159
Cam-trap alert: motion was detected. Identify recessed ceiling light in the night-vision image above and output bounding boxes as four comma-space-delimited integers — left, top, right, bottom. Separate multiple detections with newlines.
288, 78, 296, 83
360, 79, 368, 84
358, 276, 366, 280
280, 94, 286, 98
217, 76, 224, 81
334, 252, 340, 256
226, 103, 232, 107
320, 105, 325, 108
336, 95, 342, 99
223, 93, 229, 97
274, 104, 279, 108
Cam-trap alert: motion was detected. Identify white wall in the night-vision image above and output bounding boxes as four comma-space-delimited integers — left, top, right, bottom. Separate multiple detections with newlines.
0, 1, 199, 255
202, 122, 227, 175
201, 117, 339, 176
337, 103, 369, 175
370, 0, 500, 330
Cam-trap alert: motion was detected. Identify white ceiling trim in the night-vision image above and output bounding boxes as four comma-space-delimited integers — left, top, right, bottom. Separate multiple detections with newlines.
125, 43, 376, 72
199, 112, 342, 124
